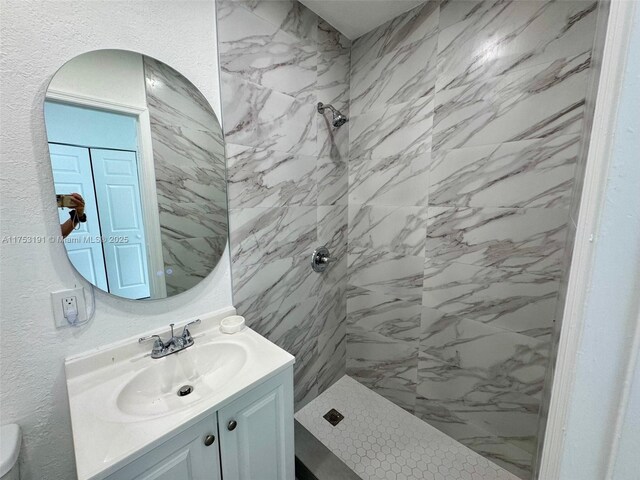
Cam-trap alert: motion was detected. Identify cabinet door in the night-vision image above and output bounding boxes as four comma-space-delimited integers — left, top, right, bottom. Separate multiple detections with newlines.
106, 416, 221, 480
218, 369, 294, 480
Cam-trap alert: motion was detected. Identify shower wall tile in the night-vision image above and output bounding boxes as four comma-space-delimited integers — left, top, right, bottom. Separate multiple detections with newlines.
345, 0, 597, 475
348, 251, 424, 302
217, 0, 317, 101
347, 285, 421, 342
221, 73, 317, 156
316, 24, 350, 109
423, 261, 558, 337
346, 326, 418, 413
425, 206, 569, 276
350, 32, 437, 116
317, 204, 348, 259
220, 11, 351, 407
417, 353, 540, 451
316, 20, 351, 161
436, 1, 597, 92
430, 134, 580, 209
350, 95, 434, 160
231, 0, 318, 44
226, 143, 317, 208
316, 156, 348, 206
229, 206, 316, 268
233, 255, 320, 406
433, 52, 591, 151
351, 1, 439, 71
420, 313, 549, 399
348, 151, 430, 206
348, 204, 428, 257
316, 257, 348, 392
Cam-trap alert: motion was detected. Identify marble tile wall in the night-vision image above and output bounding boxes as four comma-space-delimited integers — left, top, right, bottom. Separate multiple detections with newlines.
217, 0, 351, 408
345, 1, 598, 477
144, 57, 228, 296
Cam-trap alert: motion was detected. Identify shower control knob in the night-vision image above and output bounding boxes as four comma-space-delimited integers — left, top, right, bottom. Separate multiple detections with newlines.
204, 434, 215, 446
311, 246, 335, 273
228, 420, 237, 431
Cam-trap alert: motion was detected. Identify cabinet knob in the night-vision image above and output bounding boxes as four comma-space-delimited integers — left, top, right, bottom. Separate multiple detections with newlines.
227, 420, 237, 431
204, 434, 215, 446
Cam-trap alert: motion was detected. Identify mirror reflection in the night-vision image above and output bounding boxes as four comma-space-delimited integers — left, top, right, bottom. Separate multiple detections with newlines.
44, 50, 227, 300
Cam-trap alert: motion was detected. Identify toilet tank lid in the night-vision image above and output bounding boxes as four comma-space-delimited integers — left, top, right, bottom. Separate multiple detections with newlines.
0, 424, 21, 476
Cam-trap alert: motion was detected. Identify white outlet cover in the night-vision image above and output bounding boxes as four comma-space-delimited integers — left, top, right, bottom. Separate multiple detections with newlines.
51, 288, 87, 327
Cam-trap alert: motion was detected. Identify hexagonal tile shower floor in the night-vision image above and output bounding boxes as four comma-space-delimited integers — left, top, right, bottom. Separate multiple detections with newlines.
295, 376, 519, 480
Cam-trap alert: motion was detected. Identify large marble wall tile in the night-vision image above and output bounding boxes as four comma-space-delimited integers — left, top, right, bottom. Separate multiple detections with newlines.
348, 204, 428, 257
420, 312, 549, 398
228, 0, 318, 44
351, 1, 439, 71
217, 1, 316, 101
430, 134, 580, 208
317, 318, 346, 393
316, 30, 350, 110
347, 285, 421, 342
436, 1, 597, 92
433, 53, 591, 151
346, 327, 418, 413
348, 151, 430, 207
348, 251, 424, 302
316, 155, 348, 206
316, 258, 348, 393
425, 206, 569, 276
221, 73, 317, 155
317, 204, 347, 259
317, 112, 349, 160
316, 20, 351, 160
423, 261, 558, 337
350, 95, 434, 160
229, 206, 316, 268
233, 255, 319, 355
226, 143, 317, 208
351, 32, 437, 117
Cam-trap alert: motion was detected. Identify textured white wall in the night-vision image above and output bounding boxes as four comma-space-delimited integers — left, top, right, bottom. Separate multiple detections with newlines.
0, 1, 232, 479
556, 2, 640, 477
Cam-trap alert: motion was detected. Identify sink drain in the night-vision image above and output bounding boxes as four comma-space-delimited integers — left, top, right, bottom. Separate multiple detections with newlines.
177, 385, 194, 397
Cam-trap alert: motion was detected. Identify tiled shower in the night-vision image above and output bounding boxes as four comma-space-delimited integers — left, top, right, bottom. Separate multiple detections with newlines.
217, 0, 603, 478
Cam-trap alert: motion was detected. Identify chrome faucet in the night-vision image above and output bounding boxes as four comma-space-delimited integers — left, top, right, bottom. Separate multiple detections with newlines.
139, 319, 201, 359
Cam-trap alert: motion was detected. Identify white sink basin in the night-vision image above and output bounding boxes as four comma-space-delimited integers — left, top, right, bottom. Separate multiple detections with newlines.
116, 342, 248, 418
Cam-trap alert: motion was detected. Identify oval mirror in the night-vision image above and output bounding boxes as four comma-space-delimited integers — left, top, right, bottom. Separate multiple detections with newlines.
44, 50, 227, 300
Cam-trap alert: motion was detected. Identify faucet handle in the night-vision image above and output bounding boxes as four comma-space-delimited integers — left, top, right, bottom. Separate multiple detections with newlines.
182, 319, 202, 339
139, 334, 165, 354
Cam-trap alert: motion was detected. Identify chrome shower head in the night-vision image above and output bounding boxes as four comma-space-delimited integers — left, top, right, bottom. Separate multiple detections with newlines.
317, 102, 348, 128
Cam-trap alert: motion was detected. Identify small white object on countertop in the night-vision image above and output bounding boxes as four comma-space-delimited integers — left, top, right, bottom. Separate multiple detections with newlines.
220, 315, 245, 334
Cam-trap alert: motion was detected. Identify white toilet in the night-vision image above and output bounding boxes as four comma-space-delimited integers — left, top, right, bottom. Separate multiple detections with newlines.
0, 424, 21, 480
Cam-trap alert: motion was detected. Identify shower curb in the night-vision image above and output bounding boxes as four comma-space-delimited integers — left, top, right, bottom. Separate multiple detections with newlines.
294, 420, 360, 480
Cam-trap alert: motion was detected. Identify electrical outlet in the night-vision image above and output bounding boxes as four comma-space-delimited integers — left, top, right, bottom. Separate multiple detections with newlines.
51, 288, 87, 327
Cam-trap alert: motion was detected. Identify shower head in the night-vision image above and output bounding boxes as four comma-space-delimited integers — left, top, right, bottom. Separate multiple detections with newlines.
317, 102, 349, 128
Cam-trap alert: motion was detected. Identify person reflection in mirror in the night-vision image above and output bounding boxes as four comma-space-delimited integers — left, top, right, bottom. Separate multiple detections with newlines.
61, 193, 87, 239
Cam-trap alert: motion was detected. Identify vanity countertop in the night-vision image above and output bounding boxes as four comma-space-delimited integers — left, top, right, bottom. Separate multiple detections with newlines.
65, 307, 294, 480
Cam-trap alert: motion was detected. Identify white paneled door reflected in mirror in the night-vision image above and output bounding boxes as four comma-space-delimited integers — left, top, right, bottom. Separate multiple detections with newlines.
44, 50, 228, 300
